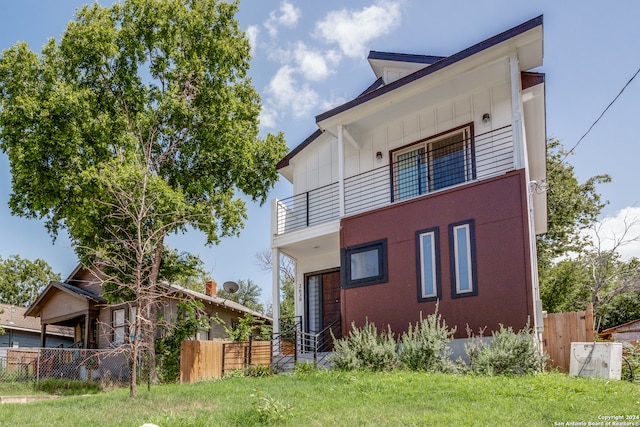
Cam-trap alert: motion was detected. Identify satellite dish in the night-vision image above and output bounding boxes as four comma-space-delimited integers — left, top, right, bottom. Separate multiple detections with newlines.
223, 281, 239, 294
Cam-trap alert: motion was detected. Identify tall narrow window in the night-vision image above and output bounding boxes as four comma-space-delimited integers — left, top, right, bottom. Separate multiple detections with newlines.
416, 227, 440, 301
392, 125, 474, 201
129, 306, 137, 342
112, 308, 125, 345
306, 275, 321, 333
449, 220, 477, 297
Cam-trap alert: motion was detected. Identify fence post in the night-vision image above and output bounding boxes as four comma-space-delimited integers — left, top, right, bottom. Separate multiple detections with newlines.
248, 335, 253, 368
36, 348, 40, 384
313, 335, 317, 365
221, 343, 226, 375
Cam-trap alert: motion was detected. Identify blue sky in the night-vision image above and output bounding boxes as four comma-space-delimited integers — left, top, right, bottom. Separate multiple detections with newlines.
1, 1, 639, 305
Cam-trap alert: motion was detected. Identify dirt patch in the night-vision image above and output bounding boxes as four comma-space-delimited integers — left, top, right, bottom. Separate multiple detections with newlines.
0, 395, 62, 404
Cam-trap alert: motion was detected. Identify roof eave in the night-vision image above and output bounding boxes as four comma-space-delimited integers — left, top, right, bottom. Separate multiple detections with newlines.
316, 15, 543, 128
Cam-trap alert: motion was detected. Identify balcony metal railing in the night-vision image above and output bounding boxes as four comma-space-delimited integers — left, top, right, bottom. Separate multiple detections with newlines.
275, 125, 513, 235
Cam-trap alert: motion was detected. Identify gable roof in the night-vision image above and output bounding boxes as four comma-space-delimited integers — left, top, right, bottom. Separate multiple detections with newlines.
24, 281, 106, 318
163, 283, 271, 322
277, 16, 543, 174
316, 15, 542, 124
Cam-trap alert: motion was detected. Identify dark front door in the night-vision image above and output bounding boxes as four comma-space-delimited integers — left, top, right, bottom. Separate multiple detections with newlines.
305, 269, 341, 334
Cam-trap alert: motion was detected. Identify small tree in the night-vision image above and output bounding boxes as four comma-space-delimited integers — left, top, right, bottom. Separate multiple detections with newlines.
155, 300, 210, 383
215, 312, 268, 342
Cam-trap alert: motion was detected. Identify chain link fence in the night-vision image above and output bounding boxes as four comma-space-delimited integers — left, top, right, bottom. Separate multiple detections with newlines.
0, 347, 147, 387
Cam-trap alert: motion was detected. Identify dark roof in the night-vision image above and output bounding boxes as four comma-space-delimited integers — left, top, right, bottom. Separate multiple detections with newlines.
277, 128, 324, 170
55, 281, 106, 303
367, 51, 446, 64
24, 281, 107, 318
316, 15, 543, 123
358, 77, 385, 98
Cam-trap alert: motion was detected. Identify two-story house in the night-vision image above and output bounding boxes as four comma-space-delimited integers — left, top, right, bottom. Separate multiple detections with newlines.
270, 16, 547, 350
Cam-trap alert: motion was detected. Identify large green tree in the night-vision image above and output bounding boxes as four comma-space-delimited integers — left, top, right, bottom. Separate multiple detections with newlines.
217, 278, 264, 313
538, 140, 640, 329
0, 0, 286, 396
0, 255, 61, 306
536, 139, 610, 269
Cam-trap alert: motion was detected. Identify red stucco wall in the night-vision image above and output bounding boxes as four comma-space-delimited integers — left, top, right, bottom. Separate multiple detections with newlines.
340, 170, 534, 338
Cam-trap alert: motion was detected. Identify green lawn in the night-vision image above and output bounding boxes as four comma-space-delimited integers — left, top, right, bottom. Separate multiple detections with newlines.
0, 371, 638, 426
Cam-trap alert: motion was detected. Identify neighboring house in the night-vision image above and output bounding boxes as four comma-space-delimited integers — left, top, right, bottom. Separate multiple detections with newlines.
24, 265, 269, 349
0, 303, 73, 352
270, 17, 547, 348
600, 319, 640, 345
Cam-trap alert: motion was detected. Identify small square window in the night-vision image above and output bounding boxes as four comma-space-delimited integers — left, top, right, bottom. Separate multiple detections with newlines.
341, 239, 388, 288
449, 220, 477, 298
416, 227, 440, 301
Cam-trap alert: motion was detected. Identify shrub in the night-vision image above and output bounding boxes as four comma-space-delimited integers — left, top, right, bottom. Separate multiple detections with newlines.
399, 306, 459, 373
329, 320, 399, 371
252, 390, 293, 424
622, 343, 640, 382
244, 365, 274, 377
465, 323, 547, 375
33, 378, 102, 395
294, 361, 320, 376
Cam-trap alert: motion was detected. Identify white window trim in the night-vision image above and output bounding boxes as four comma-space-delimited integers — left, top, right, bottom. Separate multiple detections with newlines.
419, 230, 438, 299
453, 223, 474, 295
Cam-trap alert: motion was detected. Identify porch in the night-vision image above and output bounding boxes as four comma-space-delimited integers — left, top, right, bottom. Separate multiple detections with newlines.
273, 125, 514, 236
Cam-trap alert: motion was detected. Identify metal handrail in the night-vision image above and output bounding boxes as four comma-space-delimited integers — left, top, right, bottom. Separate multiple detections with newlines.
275, 125, 514, 235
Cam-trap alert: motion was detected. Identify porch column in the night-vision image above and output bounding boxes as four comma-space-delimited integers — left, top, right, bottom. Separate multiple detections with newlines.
337, 125, 345, 217
271, 247, 281, 336
40, 323, 47, 347
84, 311, 90, 349
509, 52, 528, 171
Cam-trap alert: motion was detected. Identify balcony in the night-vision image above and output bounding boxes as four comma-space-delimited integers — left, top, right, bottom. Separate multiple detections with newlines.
275, 126, 513, 236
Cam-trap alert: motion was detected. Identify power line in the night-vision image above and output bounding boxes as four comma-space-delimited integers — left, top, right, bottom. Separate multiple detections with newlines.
545, 64, 640, 183
563, 66, 640, 160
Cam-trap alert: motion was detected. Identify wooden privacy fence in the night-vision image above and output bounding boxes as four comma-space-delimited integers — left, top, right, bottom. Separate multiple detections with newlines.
180, 339, 272, 383
542, 303, 595, 372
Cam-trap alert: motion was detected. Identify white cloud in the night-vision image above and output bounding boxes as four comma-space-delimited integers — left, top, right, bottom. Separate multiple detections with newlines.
315, 1, 402, 58
584, 207, 640, 261
279, 1, 301, 27
294, 42, 337, 82
259, 106, 278, 129
265, 1, 301, 38
265, 65, 319, 118
246, 25, 260, 56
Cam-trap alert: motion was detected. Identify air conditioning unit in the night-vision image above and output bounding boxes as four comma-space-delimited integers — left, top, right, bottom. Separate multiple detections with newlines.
569, 342, 622, 380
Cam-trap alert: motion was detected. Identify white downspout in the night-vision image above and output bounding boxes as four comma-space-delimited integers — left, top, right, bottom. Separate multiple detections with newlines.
337, 125, 345, 217
511, 52, 544, 346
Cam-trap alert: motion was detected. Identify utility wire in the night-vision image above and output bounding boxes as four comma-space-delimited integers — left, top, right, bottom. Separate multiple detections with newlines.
541, 65, 640, 189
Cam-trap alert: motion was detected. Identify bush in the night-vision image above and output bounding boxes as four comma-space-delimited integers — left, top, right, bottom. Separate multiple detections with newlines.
33, 378, 102, 395
294, 361, 321, 376
329, 320, 399, 371
399, 307, 459, 373
252, 390, 293, 424
465, 323, 547, 375
622, 343, 640, 382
